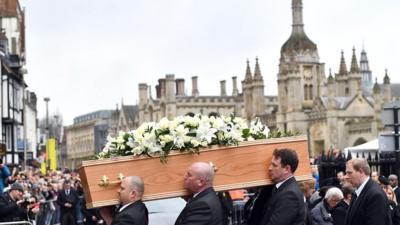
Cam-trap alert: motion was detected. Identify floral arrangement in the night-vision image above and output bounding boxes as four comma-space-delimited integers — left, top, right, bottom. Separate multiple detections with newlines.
96, 114, 270, 162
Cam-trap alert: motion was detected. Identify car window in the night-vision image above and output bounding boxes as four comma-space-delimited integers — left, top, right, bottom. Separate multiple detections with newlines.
145, 197, 186, 213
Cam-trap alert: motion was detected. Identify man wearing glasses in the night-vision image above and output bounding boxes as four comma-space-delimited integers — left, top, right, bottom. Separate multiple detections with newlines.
0, 182, 39, 222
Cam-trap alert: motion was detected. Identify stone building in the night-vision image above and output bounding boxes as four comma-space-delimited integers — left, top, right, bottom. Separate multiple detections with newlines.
138, 0, 398, 157
276, 0, 395, 155
65, 110, 114, 169
109, 102, 139, 135
138, 60, 278, 127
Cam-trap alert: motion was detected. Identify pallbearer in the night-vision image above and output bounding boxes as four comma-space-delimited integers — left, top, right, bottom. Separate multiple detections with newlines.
175, 162, 223, 225
100, 176, 148, 225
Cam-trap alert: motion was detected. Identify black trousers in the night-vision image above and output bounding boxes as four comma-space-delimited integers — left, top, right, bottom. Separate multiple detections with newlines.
61, 211, 76, 225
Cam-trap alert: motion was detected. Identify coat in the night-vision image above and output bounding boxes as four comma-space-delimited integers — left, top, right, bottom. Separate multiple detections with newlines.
57, 188, 79, 216
0, 192, 28, 222
260, 177, 306, 225
111, 200, 148, 225
345, 178, 392, 225
332, 200, 349, 225
310, 200, 333, 225
175, 187, 223, 225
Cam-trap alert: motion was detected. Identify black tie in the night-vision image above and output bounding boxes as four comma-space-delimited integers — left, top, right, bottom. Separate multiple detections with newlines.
271, 186, 278, 195
351, 193, 358, 203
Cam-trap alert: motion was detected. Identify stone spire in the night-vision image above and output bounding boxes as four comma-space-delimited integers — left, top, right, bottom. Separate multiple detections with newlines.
245, 59, 252, 82
373, 78, 380, 95
327, 68, 334, 84
360, 48, 370, 71
350, 47, 360, 73
359, 47, 373, 94
383, 69, 391, 102
292, 0, 304, 34
384, 69, 390, 84
253, 57, 263, 81
280, 0, 317, 56
339, 50, 348, 75
327, 68, 336, 110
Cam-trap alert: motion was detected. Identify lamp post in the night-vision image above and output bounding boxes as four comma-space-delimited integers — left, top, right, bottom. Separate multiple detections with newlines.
43, 97, 50, 170
44, 97, 50, 137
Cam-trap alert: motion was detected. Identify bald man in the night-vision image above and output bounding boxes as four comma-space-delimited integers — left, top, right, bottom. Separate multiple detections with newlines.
175, 162, 223, 225
100, 176, 148, 225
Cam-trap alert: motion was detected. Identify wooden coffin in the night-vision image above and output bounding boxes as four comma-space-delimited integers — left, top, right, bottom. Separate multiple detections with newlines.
79, 136, 312, 208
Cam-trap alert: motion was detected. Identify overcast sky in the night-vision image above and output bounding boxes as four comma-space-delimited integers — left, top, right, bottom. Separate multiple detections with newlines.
19, 0, 400, 125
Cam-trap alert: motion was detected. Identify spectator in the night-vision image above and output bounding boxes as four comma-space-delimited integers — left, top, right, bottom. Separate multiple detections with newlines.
57, 179, 79, 225
389, 174, 400, 202
383, 185, 400, 225
0, 158, 11, 193
310, 187, 343, 225
0, 182, 39, 222
311, 165, 320, 190
336, 171, 347, 187
371, 171, 379, 183
298, 179, 316, 225
332, 183, 353, 225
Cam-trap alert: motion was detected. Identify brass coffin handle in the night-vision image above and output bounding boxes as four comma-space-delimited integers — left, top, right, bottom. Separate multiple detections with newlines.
98, 173, 125, 187
209, 162, 218, 172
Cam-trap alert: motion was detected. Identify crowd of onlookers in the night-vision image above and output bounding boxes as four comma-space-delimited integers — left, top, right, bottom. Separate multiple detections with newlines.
296, 169, 400, 225
0, 159, 101, 225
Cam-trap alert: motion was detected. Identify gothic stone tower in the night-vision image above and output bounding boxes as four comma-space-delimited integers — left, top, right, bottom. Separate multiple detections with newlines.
276, 0, 325, 133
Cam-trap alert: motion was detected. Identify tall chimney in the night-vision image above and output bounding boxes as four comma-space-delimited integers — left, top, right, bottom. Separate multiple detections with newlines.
176, 78, 185, 96
192, 76, 199, 97
232, 76, 238, 96
138, 83, 148, 106
158, 79, 166, 98
155, 85, 160, 98
220, 80, 227, 96
165, 74, 176, 102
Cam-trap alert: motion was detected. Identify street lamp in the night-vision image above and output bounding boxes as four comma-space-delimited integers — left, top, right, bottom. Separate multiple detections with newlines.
44, 97, 50, 137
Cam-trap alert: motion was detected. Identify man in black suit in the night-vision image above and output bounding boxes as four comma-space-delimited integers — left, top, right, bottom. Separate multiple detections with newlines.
175, 162, 223, 225
345, 158, 392, 225
389, 174, 400, 202
57, 179, 79, 225
260, 148, 306, 225
100, 176, 148, 225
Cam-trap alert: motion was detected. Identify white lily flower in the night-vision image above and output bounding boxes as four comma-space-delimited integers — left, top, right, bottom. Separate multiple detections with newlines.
159, 117, 170, 130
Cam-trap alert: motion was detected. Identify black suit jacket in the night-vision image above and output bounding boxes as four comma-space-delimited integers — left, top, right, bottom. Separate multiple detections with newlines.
332, 200, 349, 225
57, 188, 79, 215
345, 179, 392, 225
260, 177, 306, 225
394, 187, 400, 204
175, 187, 223, 225
111, 200, 148, 225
